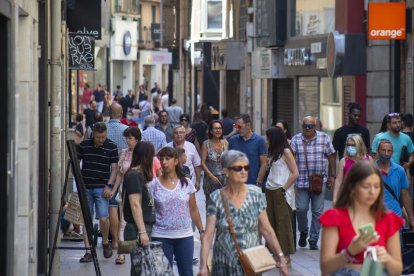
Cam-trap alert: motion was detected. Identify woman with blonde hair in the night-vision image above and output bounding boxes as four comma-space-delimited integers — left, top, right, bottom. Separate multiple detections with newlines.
333, 134, 373, 203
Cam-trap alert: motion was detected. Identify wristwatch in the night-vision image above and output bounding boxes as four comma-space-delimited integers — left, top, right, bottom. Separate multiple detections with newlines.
199, 229, 205, 234
277, 252, 284, 258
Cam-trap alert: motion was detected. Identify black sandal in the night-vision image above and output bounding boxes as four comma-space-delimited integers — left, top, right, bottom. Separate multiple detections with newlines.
79, 252, 92, 263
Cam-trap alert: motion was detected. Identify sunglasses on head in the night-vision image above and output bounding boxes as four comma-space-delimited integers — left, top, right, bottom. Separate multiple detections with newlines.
302, 124, 315, 129
388, 112, 399, 118
228, 165, 250, 172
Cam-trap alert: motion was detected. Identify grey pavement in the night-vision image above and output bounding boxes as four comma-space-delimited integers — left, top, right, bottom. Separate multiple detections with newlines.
60, 185, 332, 276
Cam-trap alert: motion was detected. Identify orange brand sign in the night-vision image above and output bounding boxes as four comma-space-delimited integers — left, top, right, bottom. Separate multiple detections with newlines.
368, 2, 406, 40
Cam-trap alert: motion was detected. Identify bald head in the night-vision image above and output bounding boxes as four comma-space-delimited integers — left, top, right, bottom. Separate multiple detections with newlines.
303, 116, 316, 125
109, 102, 123, 119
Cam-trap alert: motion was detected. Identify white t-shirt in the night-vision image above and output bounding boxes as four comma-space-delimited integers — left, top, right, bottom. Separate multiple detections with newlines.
161, 94, 169, 110
151, 178, 196, 239
265, 157, 295, 210
166, 141, 201, 184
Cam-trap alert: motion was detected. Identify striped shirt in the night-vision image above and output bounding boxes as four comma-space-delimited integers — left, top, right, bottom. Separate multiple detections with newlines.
77, 138, 119, 188
290, 131, 335, 189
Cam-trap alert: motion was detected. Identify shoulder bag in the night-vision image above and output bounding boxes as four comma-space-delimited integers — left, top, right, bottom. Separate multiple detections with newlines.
118, 188, 140, 254
303, 142, 323, 194
220, 190, 276, 275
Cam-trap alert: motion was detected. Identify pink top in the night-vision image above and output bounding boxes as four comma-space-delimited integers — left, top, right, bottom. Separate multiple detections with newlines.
119, 148, 161, 179
343, 155, 370, 176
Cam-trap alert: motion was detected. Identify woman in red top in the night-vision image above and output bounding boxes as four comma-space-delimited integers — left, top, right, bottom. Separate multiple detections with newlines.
320, 161, 403, 276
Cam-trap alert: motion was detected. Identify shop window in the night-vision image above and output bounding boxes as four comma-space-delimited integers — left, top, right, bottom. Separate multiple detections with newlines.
292, 0, 335, 37
319, 77, 342, 137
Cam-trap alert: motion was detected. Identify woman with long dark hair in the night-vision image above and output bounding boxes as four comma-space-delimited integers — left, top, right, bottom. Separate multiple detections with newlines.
275, 120, 292, 140
151, 147, 204, 276
264, 127, 299, 265
320, 162, 403, 275
122, 141, 156, 275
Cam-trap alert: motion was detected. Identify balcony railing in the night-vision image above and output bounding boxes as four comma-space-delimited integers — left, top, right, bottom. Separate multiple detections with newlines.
114, 0, 140, 15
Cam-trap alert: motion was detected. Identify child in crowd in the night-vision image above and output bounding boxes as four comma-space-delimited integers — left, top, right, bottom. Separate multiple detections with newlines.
177, 147, 191, 178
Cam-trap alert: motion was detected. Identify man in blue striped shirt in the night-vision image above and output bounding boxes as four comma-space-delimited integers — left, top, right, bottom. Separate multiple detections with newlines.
77, 122, 119, 262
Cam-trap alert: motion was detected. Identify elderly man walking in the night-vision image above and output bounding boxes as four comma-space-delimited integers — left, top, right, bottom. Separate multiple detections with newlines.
142, 115, 167, 152
290, 116, 336, 250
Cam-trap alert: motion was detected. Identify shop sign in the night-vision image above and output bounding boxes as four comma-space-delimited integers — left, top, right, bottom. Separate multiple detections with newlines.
140, 50, 172, 65
123, 31, 132, 55
327, 31, 345, 78
368, 2, 406, 40
151, 23, 161, 41
284, 48, 311, 66
252, 48, 282, 79
111, 19, 138, 61
68, 33, 95, 71
67, 0, 101, 39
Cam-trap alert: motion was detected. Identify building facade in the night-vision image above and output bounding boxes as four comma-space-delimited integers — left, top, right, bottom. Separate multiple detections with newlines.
0, 0, 41, 275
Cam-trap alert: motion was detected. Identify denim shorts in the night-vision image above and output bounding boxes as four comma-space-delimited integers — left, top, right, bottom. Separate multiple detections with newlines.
85, 187, 109, 219
332, 267, 361, 276
108, 193, 118, 207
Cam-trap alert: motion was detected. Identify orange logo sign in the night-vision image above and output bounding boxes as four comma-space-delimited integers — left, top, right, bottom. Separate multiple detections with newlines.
368, 2, 406, 40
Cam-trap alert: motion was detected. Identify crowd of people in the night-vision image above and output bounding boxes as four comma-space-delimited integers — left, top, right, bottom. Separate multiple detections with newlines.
69, 87, 414, 276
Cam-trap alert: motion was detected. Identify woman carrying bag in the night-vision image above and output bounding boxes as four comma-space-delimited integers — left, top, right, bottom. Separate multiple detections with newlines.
320, 161, 403, 276
198, 150, 288, 276
122, 141, 156, 275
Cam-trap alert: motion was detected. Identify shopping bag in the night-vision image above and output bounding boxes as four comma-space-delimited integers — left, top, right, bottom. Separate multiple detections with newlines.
360, 246, 383, 276
63, 192, 84, 225
131, 241, 173, 276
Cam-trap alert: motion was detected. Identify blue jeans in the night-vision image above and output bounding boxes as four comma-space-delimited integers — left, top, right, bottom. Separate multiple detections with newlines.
85, 187, 109, 218
295, 185, 325, 242
152, 236, 194, 276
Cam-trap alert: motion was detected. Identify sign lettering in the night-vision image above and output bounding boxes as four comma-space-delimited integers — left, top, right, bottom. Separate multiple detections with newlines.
368, 2, 406, 40
68, 33, 95, 70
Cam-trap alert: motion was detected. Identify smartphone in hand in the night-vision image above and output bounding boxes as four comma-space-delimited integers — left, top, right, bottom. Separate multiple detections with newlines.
358, 223, 375, 236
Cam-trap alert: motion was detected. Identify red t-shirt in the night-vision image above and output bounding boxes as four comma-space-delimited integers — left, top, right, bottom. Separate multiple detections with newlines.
120, 118, 138, 127
319, 208, 403, 264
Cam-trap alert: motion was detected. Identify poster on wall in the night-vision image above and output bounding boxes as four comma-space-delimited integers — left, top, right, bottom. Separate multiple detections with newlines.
303, 11, 321, 35
68, 33, 95, 71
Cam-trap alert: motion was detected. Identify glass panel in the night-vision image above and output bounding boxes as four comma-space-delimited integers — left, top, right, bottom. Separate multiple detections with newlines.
319, 77, 342, 138
292, 0, 335, 36
207, 1, 223, 29
114, 0, 140, 14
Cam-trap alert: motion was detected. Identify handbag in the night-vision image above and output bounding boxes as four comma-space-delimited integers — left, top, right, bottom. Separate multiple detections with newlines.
303, 142, 323, 194
131, 241, 173, 276
360, 246, 383, 276
64, 192, 84, 225
220, 190, 276, 275
118, 188, 139, 254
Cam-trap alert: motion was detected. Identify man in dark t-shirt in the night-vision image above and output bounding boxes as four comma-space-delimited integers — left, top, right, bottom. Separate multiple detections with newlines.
220, 109, 234, 136
83, 100, 97, 128
77, 122, 119, 262
332, 102, 370, 160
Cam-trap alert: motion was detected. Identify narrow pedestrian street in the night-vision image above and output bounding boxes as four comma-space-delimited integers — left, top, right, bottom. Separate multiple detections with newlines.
60, 182, 331, 275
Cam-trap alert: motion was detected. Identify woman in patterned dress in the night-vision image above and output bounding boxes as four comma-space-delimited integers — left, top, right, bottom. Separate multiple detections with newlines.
201, 120, 228, 205
198, 150, 289, 276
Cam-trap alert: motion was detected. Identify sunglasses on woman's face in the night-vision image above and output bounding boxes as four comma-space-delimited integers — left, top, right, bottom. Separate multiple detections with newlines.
228, 165, 250, 172
180, 118, 188, 122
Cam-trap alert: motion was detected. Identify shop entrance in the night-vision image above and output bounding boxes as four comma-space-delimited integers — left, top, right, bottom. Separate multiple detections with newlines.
272, 79, 294, 132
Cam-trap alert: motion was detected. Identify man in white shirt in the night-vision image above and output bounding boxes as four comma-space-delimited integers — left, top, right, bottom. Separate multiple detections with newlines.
166, 98, 183, 127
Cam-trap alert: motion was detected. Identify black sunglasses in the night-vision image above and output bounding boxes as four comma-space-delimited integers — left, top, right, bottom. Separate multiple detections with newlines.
180, 118, 188, 122
302, 124, 315, 129
228, 165, 250, 172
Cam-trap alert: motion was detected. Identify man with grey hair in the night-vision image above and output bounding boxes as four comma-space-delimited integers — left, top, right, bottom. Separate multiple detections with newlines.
290, 115, 335, 250
166, 125, 202, 190
142, 115, 167, 152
